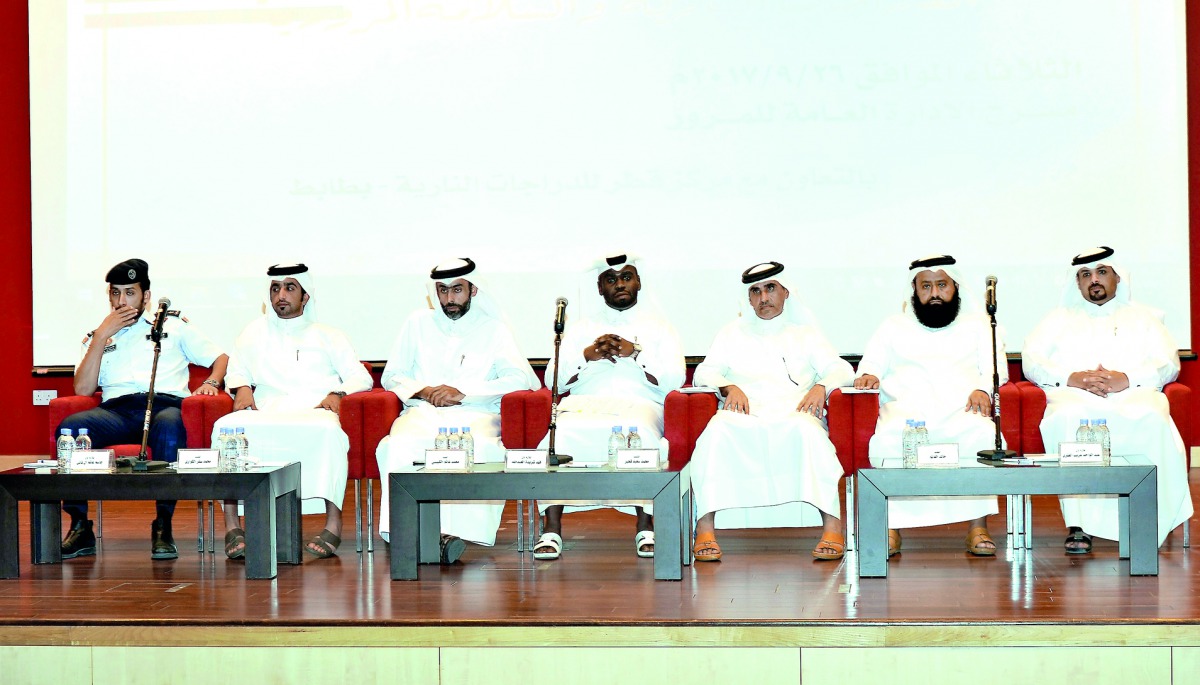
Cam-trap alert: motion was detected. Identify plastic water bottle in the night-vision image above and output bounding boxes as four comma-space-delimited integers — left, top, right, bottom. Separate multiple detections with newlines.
901, 419, 916, 468
448, 427, 461, 450
56, 428, 74, 473
1093, 419, 1111, 466
1075, 419, 1093, 444
434, 427, 448, 450
607, 426, 626, 468
913, 421, 930, 457
219, 428, 236, 472
627, 426, 642, 449
460, 427, 475, 463
234, 427, 250, 471
75, 428, 92, 451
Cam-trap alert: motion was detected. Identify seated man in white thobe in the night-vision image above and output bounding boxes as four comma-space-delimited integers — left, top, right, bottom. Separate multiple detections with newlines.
376, 258, 539, 563
216, 264, 373, 559
690, 262, 854, 562
854, 254, 1005, 557
1023, 246, 1193, 553
534, 253, 685, 560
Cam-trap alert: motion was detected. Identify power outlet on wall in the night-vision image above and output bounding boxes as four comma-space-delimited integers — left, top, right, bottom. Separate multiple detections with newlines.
33, 390, 58, 405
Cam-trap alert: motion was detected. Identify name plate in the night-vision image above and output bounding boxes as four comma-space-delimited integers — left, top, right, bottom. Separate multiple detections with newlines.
424, 449, 469, 471
916, 443, 960, 468
505, 449, 549, 471
177, 448, 219, 470
70, 449, 114, 472
616, 448, 661, 470
1059, 441, 1103, 465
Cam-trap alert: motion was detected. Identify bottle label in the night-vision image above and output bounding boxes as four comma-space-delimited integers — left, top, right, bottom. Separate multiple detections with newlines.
1059, 442, 1104, 465
915, 443, 960, 468
504, 449, 549, 471
69, 449, 115, 472
616, 448, 661, 470
177, 448, 220, 470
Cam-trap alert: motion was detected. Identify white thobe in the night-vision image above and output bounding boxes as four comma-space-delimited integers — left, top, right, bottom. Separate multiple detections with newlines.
213, 316, 372, 515
538, 304, 685, 515
691, 317, 854, 529
858, 311, 1006, 528
1023, 301, 1192, 545
376, 309, 538, 545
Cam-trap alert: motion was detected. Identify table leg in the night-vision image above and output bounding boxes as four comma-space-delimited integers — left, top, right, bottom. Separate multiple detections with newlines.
682, 483, 693, 567
856, 472, 888, 578
652, 475, 682, 581
1118, 493, 1130, 560
0, 488, 17, 578
390, 475, 418, 580
275, 486, 302, 565
244, 477, 279, 580
419, 502, 441, 564
30, 501, 61, 565
1127, 468, 1159, 576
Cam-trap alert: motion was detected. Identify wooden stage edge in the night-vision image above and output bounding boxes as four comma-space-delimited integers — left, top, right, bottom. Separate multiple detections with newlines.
5, 622, 1200, 649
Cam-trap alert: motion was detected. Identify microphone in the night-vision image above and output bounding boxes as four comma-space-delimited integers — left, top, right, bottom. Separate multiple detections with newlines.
150, 297, 171, 341
984, 275, 997, 315
553, 297, 568, 334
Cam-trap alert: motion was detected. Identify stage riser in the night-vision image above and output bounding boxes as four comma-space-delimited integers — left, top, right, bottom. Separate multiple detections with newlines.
3, 645, 1200, 685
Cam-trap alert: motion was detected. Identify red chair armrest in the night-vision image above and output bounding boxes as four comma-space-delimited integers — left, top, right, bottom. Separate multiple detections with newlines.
181, 393, 234, 449
342, 389, 400, 480
850, 391, 880, 473
664, 390, 717, 472
998, 382, 1021, 455
826, 389, 855, 476
48, 394, 101, 453
1015, 381, 1047, 454
1165, 382, 1192, 466
501, 388, 552, 450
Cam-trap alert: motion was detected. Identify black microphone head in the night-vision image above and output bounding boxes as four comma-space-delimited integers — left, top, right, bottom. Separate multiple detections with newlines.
157, 297, 171, 309
556, 297, 568, 307
985, 275, 997, 287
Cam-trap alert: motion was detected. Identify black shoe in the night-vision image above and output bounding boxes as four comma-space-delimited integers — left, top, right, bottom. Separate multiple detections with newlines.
440, 534, 465, 564
151, 518, 178, 560
61, 519, 96, 559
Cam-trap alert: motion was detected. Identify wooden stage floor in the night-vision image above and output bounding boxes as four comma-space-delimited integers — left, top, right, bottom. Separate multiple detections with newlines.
1, 471, 1197, 633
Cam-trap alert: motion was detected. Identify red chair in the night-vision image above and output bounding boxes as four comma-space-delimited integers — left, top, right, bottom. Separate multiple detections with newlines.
47, 364, 230, 543
1016, 380, 1192, 546
342, 388, 400, 553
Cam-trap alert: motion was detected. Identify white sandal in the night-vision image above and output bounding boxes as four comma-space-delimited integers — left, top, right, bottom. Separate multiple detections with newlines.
533, 532, 563, 560
635, 530, 655, 558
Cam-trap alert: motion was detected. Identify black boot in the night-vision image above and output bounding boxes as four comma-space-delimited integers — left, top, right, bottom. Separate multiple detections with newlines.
61, 519, 96, 559
151, 518, 178, 560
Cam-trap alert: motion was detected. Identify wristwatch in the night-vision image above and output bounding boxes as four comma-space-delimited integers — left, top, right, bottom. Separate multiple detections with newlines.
202, 379, 220, 388
629, 343, 643, 360
331, 391, 347, 397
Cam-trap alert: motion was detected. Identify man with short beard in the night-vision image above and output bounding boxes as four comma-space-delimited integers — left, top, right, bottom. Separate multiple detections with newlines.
854, 255, 1005, 557
1023, 246, 1192, 554
376, 258, 539, 563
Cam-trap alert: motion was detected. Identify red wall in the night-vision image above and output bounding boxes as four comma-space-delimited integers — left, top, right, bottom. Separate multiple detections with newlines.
2, 6, 1199, 454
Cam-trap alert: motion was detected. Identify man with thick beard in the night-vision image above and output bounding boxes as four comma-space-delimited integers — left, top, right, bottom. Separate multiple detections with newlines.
853, 255, 1005, 557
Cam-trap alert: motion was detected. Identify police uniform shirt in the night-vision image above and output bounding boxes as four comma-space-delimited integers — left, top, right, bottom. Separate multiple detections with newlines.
83, 315, 224, 403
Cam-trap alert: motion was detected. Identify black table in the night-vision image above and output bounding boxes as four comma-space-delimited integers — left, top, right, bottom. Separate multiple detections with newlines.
0, 463, 303, 579
857, 456, 1159, 577
389, 463, 691, 580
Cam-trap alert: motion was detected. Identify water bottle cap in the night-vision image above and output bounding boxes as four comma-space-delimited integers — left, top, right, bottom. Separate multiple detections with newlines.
612, 426, 622, 432
236, 427, 245, 433
629, 426, 638, 432
1080, 419, 1089, 425
1097, 419, 1107, 425
906, 420, 915, 426
462, 427, 471, 433
439, 427, 448, 433
60, 428, 72, 436
78, 428, 88, 435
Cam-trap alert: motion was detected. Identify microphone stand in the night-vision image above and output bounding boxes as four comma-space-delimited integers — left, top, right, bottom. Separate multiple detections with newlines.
546, 329, 573, 466
133, 314, 170, 472
977, 297, 1016, 462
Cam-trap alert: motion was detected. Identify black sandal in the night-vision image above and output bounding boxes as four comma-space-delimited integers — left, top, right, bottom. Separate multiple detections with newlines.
224, 528, 245, 560
1064, 527, 1093, 555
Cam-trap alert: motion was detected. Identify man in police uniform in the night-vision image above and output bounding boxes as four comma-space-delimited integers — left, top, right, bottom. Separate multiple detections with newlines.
58, 259, 228, 560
